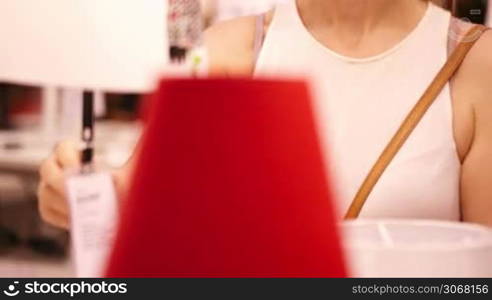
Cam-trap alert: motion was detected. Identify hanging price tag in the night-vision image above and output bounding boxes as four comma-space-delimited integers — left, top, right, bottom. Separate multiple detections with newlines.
65, 171, 119, 277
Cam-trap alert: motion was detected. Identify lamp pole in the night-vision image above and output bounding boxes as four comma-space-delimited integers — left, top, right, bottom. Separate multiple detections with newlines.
41, 86, 58, 140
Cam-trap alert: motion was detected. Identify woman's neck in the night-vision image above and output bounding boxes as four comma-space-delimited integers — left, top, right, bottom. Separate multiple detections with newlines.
297, 0, 429, 58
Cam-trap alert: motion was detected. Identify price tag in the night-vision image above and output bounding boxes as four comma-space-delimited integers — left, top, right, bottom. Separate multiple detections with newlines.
65, 171, 119, 277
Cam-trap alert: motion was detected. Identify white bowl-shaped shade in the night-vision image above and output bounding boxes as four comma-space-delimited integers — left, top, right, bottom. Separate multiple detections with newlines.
342, 219, 492, 277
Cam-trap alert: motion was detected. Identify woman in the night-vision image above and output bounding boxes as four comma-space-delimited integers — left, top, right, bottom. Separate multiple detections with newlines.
38, 0, 492, 228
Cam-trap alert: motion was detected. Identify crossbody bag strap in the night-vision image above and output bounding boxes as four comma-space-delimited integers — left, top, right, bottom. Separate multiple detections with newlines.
344, 24, 489, 220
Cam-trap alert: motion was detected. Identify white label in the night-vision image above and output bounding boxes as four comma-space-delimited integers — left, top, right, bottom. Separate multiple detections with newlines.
66, 171, 118, 278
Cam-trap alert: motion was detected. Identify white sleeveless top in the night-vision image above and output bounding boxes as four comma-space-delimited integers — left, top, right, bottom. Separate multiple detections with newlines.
255, 1, 461, 220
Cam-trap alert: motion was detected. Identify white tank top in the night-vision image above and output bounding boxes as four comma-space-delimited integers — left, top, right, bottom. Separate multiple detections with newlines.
255, 1, 461, 220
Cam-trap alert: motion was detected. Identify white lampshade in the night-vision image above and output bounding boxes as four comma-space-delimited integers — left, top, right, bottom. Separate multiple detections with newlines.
0, 0, 168, 93
343, 220, 492, 278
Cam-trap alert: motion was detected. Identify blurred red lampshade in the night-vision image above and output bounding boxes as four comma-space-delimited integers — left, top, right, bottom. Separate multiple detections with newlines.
106, 78, 346, 277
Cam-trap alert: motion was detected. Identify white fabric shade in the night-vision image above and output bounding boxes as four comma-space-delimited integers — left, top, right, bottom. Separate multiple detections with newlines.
0, 0, 168, 93
343, 220, 492, 278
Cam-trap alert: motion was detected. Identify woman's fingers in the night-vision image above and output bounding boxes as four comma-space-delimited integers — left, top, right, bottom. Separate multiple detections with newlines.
38, 140, 80, 229
38, 182, 69, 216
39, 140, 80, 195
55, 140, 80, 169
39, 156, 66, 196
37, 182, 70, 230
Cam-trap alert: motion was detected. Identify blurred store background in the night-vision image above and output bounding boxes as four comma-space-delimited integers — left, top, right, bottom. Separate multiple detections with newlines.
0, 0, 490, 278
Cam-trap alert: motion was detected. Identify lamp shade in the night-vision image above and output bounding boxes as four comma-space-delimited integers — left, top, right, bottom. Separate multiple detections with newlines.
106, 78, 346, 277
0, 0, 167, 92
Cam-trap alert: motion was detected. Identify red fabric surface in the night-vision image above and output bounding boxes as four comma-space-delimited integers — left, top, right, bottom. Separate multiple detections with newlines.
106, 78, 346, 277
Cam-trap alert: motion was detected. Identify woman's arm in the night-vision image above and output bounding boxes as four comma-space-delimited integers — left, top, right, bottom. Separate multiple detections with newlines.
455, 31, 492, 227
204, 15, 257, 76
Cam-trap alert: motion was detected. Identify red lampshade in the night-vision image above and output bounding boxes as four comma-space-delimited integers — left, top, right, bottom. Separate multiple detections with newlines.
106, 78, 346, 277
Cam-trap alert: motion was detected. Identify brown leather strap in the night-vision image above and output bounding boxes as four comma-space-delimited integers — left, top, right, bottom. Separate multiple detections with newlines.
344, 24, 489, 220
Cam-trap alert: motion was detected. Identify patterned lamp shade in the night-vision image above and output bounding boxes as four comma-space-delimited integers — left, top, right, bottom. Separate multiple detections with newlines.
168, 0, 202, 48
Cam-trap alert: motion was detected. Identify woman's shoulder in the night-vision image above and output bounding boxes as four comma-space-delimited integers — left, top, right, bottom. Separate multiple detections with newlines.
204, 11, 274, 76
204, 16, 258, 76
455, 27, 492, 104
464, 28, 492, 68
450, 21, 492, 99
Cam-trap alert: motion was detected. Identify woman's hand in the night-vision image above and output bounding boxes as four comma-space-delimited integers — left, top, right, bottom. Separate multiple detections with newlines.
38, 139, 133, 230
38, 140, 80, 229
38, 140, 130, 230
